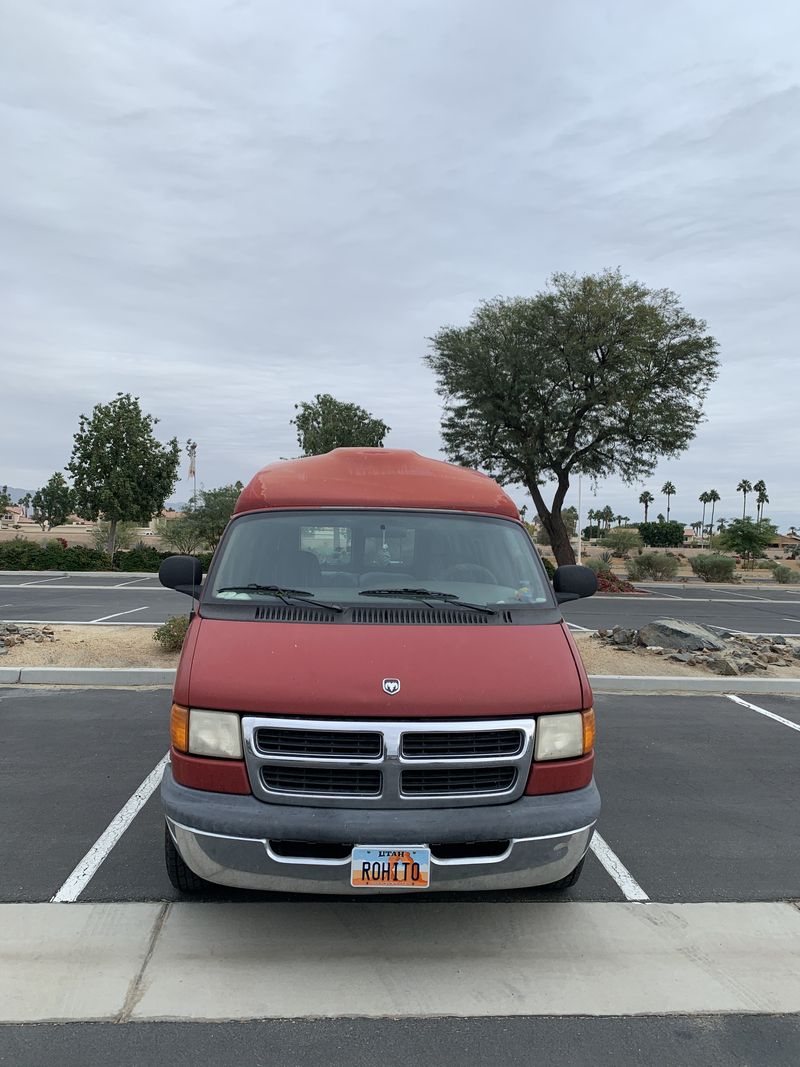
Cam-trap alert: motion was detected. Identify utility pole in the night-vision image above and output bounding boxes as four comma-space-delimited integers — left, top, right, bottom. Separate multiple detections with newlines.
577, 476, 582, 565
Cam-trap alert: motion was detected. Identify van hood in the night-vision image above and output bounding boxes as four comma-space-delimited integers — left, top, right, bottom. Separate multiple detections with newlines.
185, 619, 587, 718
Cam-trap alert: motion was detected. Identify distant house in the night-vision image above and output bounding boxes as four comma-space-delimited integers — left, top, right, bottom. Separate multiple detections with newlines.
770, 533, 800, 549
1, 505, 34, 527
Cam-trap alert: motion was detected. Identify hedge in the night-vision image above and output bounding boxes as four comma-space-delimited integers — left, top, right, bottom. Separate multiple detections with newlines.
0, 539, 214, 573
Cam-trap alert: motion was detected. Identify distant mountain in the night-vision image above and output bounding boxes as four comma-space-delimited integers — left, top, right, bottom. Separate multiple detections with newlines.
2, 486, 35, 502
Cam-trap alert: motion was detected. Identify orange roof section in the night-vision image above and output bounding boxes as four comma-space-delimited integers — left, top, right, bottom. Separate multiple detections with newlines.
235, 449, 519, 520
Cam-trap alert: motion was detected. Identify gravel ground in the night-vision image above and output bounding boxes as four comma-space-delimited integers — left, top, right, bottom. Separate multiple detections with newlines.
1, 626, 180, 668
573, 632, 800, 678
2, 625, 798, 678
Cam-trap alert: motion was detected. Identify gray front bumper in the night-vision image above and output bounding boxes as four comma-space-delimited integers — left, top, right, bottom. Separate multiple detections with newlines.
162, 768, 600, 894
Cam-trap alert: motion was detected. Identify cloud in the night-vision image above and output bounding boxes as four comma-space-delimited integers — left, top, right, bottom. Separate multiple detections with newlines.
1, 0, 799, 525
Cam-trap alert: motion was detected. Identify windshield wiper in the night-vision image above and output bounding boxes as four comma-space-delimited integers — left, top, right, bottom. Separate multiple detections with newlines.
359, 587, 496, 616
216, 585, 343, 613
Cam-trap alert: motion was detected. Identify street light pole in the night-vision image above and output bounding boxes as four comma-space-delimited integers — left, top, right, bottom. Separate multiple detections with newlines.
577, 475, 582, 565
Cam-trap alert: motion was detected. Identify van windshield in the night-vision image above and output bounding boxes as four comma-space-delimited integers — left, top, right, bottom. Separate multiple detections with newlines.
208, 510, 551, 609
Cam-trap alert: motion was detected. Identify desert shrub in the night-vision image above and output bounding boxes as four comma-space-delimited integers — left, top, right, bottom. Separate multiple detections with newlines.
153, 614, 190, 652
626, 552, 680, 581
196, 551, 214, 572
600, 551, 614, 564
585, 557, 612, 575
690, 554, 736, 582
600, 528, 643, 558
772, 565, 797, 584
539, 556, 556, 580
0, 537, 43, 569
756, 559, 778, 570
638, 520, 685, 548
596, 573, 637, 593
582, 525, 602, 540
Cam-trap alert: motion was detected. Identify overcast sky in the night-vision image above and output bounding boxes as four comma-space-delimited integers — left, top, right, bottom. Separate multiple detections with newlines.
2, 0, 799, 528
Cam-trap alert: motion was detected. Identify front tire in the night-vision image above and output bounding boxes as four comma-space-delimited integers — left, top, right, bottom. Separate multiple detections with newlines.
164, 823, 206, 894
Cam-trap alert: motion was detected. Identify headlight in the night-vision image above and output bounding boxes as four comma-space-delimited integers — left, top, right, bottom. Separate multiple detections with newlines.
188, 709, 243, 759
535, 711, 586, 760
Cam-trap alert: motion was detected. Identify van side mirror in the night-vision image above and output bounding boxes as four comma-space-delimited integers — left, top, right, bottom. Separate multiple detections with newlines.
159, 554, 203, 596
553, 564, 597, 604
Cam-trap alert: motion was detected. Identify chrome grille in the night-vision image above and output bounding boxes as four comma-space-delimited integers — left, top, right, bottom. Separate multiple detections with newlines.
262, 767, 382, 796
242, 716, 535, 809
401, 729, 523, 759
255, 727, 382, 758
401, 767, 517, 795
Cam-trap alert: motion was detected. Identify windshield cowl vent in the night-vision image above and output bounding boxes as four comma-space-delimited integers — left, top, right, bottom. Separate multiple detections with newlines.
253, 605, 336, 623
349, 607, 513, 625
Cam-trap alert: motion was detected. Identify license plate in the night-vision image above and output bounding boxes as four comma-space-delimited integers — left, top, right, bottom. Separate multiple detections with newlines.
351, 846, 431, 889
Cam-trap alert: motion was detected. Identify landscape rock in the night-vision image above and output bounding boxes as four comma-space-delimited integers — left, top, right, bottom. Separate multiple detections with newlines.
707, 654, 740, 676
637, 619, 727, 652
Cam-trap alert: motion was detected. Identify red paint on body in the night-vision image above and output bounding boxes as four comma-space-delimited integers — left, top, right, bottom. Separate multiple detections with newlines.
525, 752, 594, 795
234, 448, 519, 520
185, 618, 583, 718
171, 749, 251, 794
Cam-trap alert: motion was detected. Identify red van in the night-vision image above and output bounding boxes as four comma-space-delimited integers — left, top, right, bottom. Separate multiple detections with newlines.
159, 449, 599, 894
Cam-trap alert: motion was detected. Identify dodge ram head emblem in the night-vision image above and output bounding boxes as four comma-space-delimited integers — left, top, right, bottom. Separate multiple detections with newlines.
382, 678, 401, 695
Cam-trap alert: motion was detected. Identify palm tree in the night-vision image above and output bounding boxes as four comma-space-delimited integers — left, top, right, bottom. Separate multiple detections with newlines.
737, 479, 752, 519
707, 489, 720, 539
615, 513, 624, 528
691, 521, 702, 540
789, 525, 798, 538
602, 505, 615, 530
661, 482, 676, 522
639, 490, 654, 522
753, 480, 768, 522
717, 517, 727, 533
656, 512, 665, 523
699, 491, 710, 543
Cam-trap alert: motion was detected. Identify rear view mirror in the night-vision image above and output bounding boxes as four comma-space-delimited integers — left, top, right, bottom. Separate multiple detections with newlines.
159, 554, 203, 596
553, 564, 597, 604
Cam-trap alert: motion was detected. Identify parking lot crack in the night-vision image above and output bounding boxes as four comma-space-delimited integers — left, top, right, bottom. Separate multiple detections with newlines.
116, 901, 170, 1023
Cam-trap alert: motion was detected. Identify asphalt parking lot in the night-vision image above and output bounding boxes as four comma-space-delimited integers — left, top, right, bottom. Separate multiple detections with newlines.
1, 572, 800, 634
1, 684, 799, 1063
1, 686, 798, 905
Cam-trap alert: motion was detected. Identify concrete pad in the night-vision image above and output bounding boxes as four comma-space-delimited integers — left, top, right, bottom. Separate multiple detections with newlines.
0, 903, 162, 1021
135, 901, 800, 1019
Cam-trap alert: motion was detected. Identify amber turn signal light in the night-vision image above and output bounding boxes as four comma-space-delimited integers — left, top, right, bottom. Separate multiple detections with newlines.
582, 708, 596, 754
170, 703, 190, 753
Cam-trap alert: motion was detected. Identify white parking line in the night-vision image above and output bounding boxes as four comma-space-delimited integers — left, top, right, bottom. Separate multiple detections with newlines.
52, 754, 169, 903
726, 694, 800, 734
114, 577, 156, 588
589, 832, 649, 901
19, 576, 69, 587
90, 606, 150, 623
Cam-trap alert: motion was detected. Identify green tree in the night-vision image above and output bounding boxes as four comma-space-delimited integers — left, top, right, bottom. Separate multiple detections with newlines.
753, 479, 768, 522
189, 483, 244, 550
31, 473, 75, 530
707, 489, 720, 540
17, 492, 32, 517
292, 394, 390, 456
736, 479, 752, 520
67, 393, 180, 555
0, 485, 10, 514
601, 527, 643, 558
156, 515, 208, 554
699, 491, 710, 544
89, 520, 138, 552
661, 481, 676, 522
425, 271, 718, 565
720, 518, 777, 569
639, 490, 654, 521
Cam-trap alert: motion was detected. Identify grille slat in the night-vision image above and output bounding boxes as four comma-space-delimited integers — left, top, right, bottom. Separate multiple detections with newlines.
262, 767, 382, 796
256, 727, 382, 758
401, 729, 523, 759
401, 767, 517, 796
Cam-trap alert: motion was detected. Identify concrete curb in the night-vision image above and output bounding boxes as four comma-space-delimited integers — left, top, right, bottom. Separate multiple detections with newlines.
589, 674, 800, 695
12, 667, 177, 686
2, 666, 799, 696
